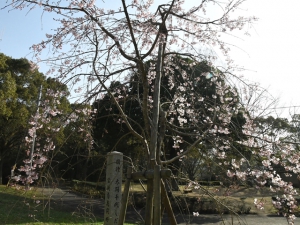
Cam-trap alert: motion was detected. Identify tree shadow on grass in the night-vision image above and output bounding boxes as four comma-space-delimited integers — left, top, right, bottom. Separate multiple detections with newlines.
0, 185, 103, 224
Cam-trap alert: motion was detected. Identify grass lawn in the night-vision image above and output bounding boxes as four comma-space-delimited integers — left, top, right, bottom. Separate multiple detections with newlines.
11, 180, 297, 225
0, 185, 136, 225
128, 182, 300, 216
71, 180, 294, 215
71, 180, 285, 214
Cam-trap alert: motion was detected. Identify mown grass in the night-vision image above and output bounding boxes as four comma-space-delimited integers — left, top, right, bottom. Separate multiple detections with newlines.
178, 185, 300, 215
0, 185, 136, 225
71, 180, 300, 216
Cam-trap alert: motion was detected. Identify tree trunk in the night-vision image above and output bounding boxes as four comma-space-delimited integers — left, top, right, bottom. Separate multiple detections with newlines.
145, 38, 164, 224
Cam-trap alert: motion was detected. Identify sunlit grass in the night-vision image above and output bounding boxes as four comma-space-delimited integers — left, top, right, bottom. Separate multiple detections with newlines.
70, 180, 300, 218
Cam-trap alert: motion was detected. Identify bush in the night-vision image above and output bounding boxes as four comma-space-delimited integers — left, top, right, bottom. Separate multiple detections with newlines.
71, 180, 105, 198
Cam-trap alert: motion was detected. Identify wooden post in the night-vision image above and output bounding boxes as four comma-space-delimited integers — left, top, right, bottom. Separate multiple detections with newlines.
161, 180, 177, 225
145, 175, 154, 225
117, 166, 175, 225
118, 166, 132, 225
153, 165, 161, 225
104, 151, 123, 225
145, 159, 155, 225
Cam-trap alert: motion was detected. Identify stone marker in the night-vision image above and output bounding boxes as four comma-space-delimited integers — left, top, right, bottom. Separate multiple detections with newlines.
104, 151, 123, 225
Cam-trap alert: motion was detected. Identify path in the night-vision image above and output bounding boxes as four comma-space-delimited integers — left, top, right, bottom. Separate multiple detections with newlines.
176, 214, 292, 225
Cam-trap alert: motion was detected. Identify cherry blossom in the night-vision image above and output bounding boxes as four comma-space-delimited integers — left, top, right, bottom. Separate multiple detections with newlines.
5, 0, 299, 223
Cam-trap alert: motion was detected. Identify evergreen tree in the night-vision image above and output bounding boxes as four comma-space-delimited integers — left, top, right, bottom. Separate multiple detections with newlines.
0, 53, 70, 184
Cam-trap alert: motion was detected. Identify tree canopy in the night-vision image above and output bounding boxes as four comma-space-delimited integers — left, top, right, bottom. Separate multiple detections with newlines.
0, 52, 70, 184
92, 56, 249, 185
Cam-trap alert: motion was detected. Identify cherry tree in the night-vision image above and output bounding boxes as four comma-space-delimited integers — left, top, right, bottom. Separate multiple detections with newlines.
11, 88, 96, 187
3, 0, 299, 224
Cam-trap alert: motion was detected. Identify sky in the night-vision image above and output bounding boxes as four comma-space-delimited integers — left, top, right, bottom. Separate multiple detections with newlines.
228, 0, 300, 116
1, 0, 300, 117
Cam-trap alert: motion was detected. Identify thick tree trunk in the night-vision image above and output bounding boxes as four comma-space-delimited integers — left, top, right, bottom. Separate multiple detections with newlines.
146, 40, 163, 225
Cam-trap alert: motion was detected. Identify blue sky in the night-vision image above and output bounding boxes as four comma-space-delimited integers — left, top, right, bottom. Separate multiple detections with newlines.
0, 3, 56, 71
1, 0, 300, 116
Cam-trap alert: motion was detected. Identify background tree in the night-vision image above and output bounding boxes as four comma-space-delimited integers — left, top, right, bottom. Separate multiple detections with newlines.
92, 57, 249, 190
287, 114, 300, 146
92, 80, 149, 171
51, 103, 100, 182
0, 53, 44, 184
0, 52, 71, 184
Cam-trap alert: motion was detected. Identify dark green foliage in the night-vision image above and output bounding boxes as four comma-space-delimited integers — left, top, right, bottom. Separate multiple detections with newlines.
0, 53, 71, 184
254, 116, 290, 137
91, 56, 249, 184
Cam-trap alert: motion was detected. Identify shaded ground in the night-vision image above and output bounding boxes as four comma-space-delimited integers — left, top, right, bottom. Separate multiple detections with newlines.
36, 185, 294, 225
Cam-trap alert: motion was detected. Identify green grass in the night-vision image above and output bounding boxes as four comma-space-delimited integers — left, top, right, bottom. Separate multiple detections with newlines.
69, 180, 300, 220
0, 185, 136, 225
